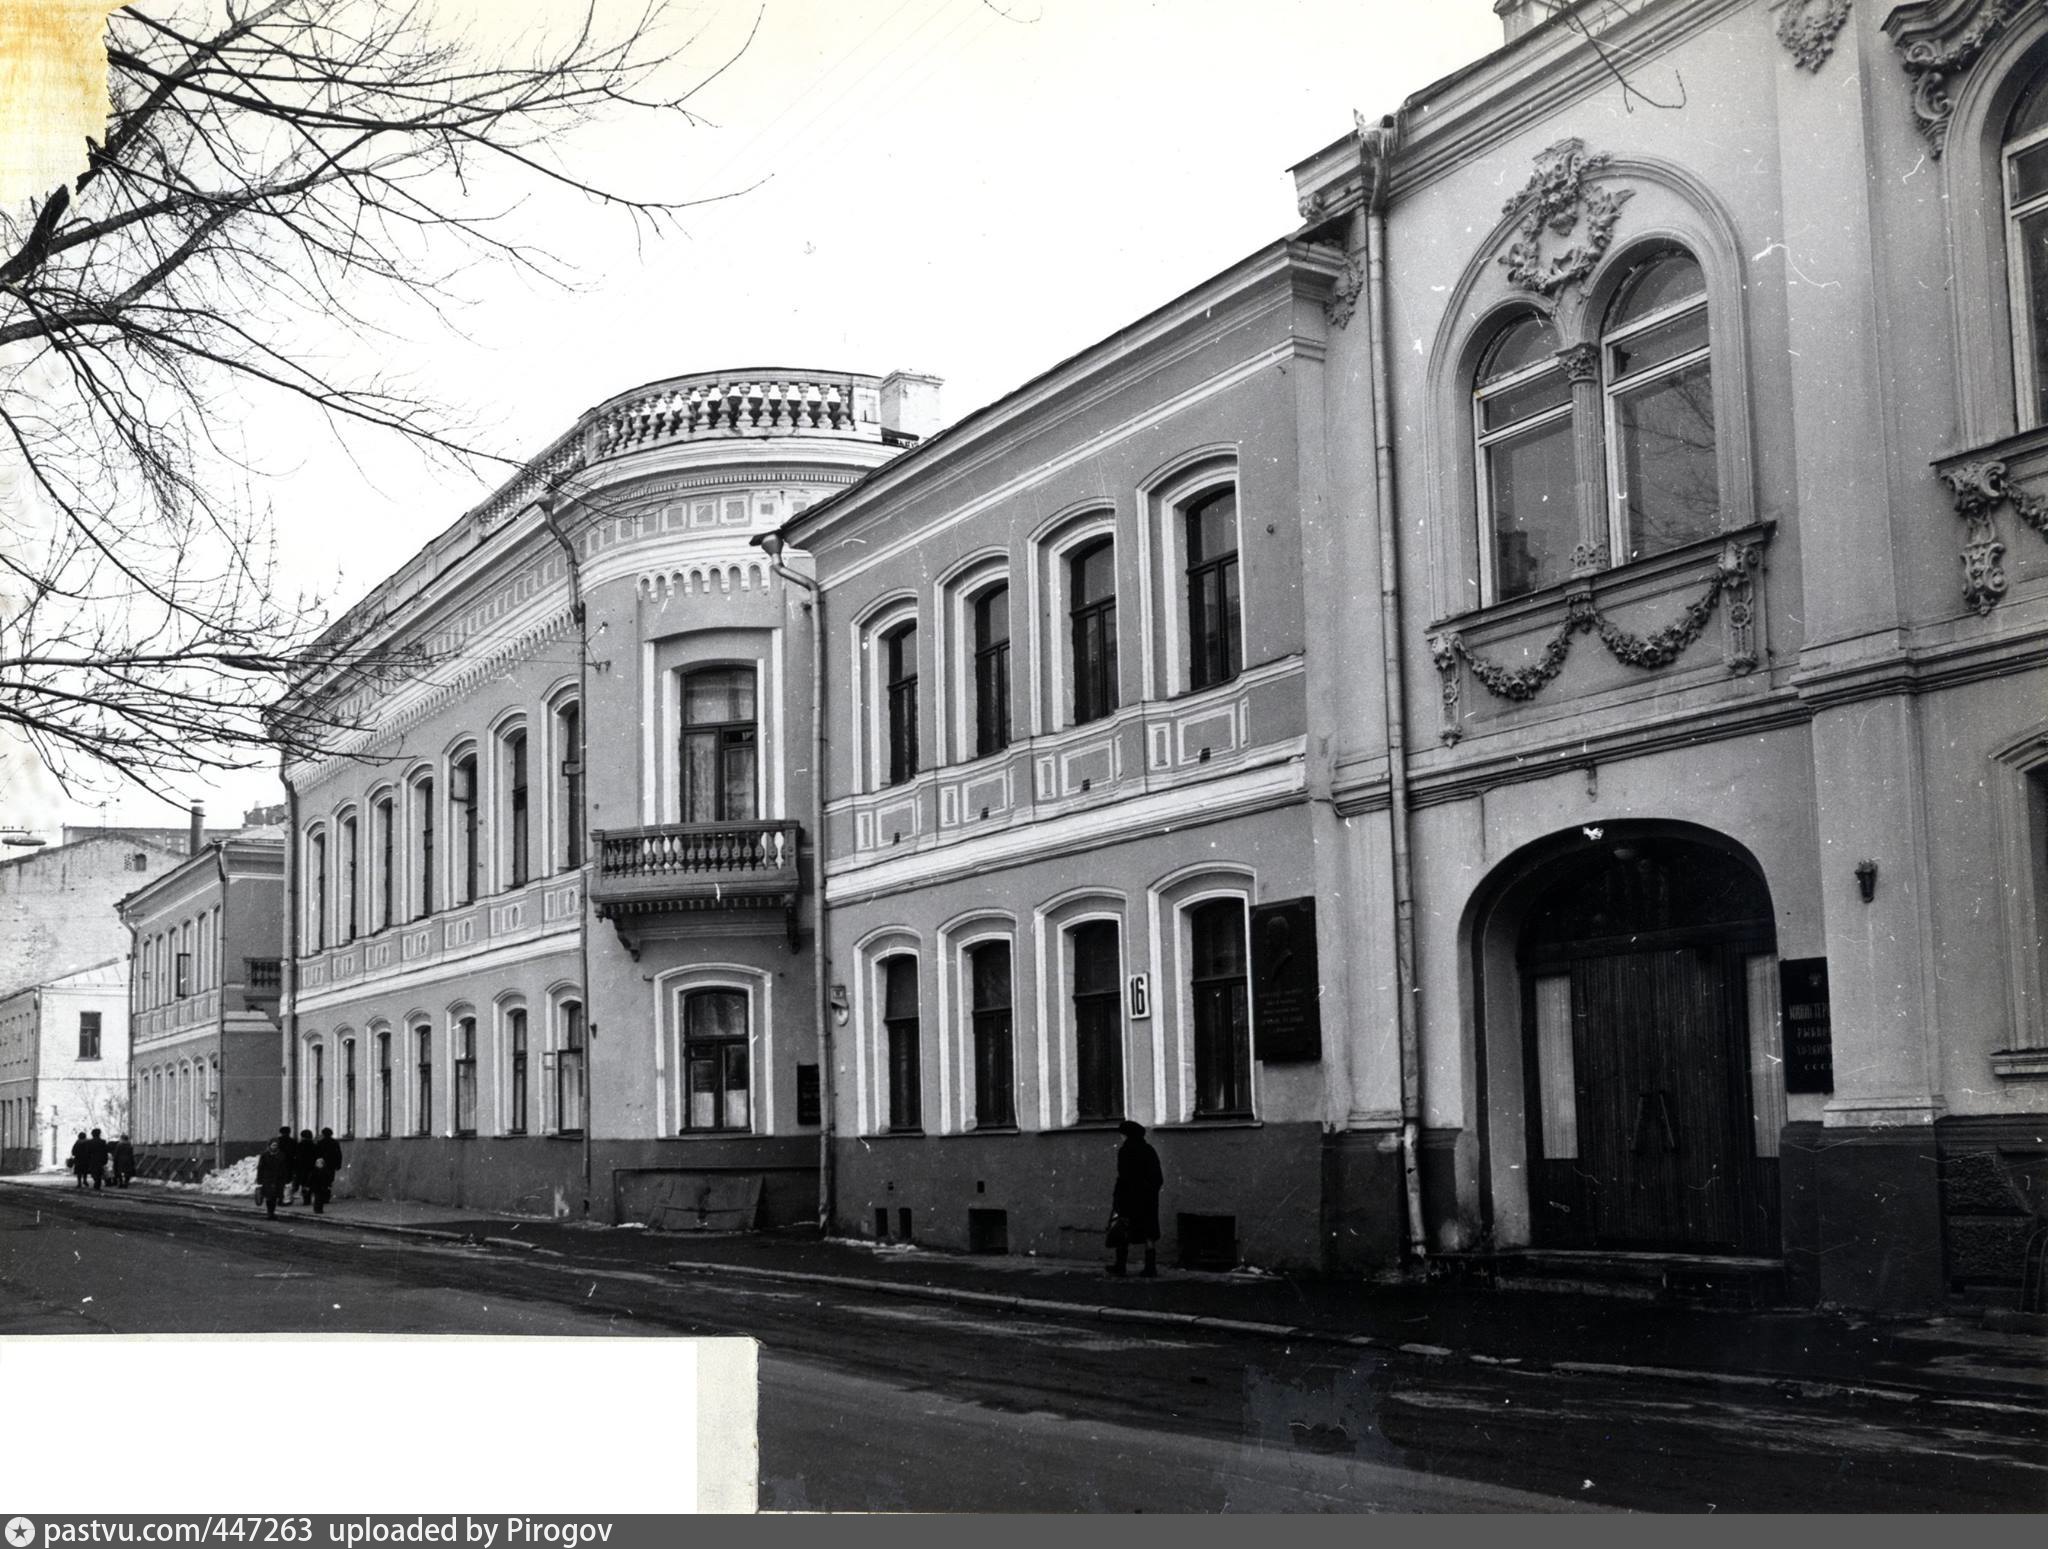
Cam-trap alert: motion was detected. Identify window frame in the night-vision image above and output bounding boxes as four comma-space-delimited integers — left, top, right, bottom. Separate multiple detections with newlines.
305, 825, 328, 951
679, 665, 761, 824
448, 747, 481, 908
409, 769, 437, 920
1188, 896, 1254, 1121
375, 1028, 393, 1138
678, 986, 753, 1134
878, 952, 922, 1134
452, 1010, 479, 1136
553, 996, 586, 1137
1471, 315, 1575, 605
412, 1023, 434, 1137
502, 725, 531, 891
883, 622, 920, 787
78, 1011, 101, 1061
1068, 918, 1125, 1125
341, 1036, 358, 1140
551, 693, 584, 872
1066, 535, 1119, 727
371, 791, 397, 934
2007, 75, 2048, 430
1599, 250, 1718, 566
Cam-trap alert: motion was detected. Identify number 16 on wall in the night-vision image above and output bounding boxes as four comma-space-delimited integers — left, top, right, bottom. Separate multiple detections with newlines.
1128, 973, 1149, 1020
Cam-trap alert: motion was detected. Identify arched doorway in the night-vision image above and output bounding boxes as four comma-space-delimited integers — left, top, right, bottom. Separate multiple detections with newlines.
1504, 830, 1781, 1254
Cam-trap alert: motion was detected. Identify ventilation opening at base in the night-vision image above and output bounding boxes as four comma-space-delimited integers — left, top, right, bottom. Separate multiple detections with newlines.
968, 1207, 1009, 1254
1177, 1212, 1238, 1270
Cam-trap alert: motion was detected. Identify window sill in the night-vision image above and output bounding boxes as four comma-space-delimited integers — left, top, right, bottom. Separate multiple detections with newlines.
1990, 1048, 2048, 1080
668, 1129, 755, 1139
1935, 422, 2048, 474
551, 1130, 586, 1141
960, 1124, 1020, 1137
868, 1127, 925, 1139
1157, 1116, 1262, 1130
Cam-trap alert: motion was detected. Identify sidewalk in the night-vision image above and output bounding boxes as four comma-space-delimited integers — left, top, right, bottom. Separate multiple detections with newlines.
9, 1172, 2043, 1411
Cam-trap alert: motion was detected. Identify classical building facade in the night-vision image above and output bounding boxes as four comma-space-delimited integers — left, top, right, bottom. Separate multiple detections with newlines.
0, 959, 130, 1171
277, 370, 936, 1224
1277, 0, 2048, 1307
1, 831, 190, 1001
118, 826, 286, 1176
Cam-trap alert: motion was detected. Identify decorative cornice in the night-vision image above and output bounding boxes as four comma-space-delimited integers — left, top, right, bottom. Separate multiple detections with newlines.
1885, 0, 2032, 156
1773, 0, 1854, 72
1498, 138, 1635, 297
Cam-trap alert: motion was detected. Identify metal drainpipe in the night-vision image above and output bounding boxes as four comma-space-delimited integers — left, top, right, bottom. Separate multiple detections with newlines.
1360, 113, 1429, 1264
757, 537, 832, 1232
539, 487, 596, 1218
284, 763, 300, 1142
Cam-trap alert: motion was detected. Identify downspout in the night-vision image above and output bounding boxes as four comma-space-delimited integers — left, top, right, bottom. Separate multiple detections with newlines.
1361, 113, 1429, 1264
539, 486, 595, 1217
214, 841, 230, 1173
283, 762, 300, 1141
757, 536, 832, 1233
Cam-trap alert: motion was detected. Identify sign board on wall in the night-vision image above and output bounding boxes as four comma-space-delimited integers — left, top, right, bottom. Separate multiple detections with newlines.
1250, 897, 1321, 1063
1779, 957, 1833, 1094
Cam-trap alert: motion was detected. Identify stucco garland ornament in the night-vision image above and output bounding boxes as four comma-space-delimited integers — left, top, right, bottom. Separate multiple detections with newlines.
1499, 138, 1635, 297
1893, 0, 2029, 156
1437, 551, 1747, 717
1771, 0, 1854, 73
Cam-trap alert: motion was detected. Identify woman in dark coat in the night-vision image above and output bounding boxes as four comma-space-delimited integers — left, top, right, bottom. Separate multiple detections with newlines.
69, 1132, 88, 1189
1109, 1119, 1164, 1277
309, 1128, 343, 1214
294, 1128, 317, 1203
255, 1139, 290, 1218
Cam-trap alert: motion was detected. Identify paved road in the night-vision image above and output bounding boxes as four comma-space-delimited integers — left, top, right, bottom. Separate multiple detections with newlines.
1, 1189, 2040, 1512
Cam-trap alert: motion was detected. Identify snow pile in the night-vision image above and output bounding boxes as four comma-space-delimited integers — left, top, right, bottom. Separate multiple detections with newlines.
200, 1156, 262, 1195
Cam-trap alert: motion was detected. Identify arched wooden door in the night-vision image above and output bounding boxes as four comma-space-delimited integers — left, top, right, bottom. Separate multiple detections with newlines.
1519, 836, 1780, 1253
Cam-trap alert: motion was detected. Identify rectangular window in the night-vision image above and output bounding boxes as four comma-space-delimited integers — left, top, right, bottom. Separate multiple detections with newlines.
1191, 899, 1252, 1119
557, 1001, 586, 1134
508, 1010, 528, 1134
681, 669, 759, 823
973, 587, 1010, 758
376, 1033, 392, 1138
507, 732, 530, 889
375, 797, 395, 932
452, 756, 479, 906
310, 832, 327, 950
883, 957, 921, 1132
78, 1011, 101, 1061
1185, 492, 1242, 691
969, 942, 1015, 1129
1071, 922, 1123, 1122
341, 814, 359, 943
1069, 540, 1118, 725
1532, 973, 1577, 1160
414, 1028, 433, 1137
682, 989, 750, 1132
174, 952, 191, 999
558, 702, 584, 870
454, 1016, 478, 1135
885, 628, 919, 787
311, 1043, 325, 1131
342, 1040, 357, 1140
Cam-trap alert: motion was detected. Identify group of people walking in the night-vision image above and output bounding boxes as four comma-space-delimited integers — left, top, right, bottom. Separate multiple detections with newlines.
256, 1126, 343, 1218
67, 1129, 134, 1190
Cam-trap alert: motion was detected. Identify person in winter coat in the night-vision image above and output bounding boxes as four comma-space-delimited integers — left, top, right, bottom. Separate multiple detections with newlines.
274, 1127, 297, 1204
82, 1128, 108, 1191
309, 1128, 343, 1214
1108, 1119, 1164, 1278
110, 1135, 135, 1188
294, 1128, 317, 1203
69, 1132, 88, 1189
255, 1139, 290, 1218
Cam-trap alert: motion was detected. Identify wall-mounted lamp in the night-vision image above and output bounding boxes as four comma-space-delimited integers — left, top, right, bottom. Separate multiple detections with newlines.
1854, 859, 1879, 904
828, 984, 850, 1027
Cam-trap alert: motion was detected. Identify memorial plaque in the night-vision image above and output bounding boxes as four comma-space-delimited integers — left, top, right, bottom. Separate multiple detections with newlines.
1779, 957, 1833, 1094
1251, 896, 1321, 1063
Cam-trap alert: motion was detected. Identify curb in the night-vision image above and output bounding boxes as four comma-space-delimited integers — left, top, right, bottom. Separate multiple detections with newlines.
9, 1181, 2040, 1415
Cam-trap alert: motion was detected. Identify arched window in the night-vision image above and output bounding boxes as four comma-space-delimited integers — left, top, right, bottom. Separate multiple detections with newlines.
1603, 247, 1717, 562
1184, 490, 1242, 690
883, 626, 919, 786
555, 998, 586, 1135
967, 940, 1014, 1129
1190, 897, 1252, 1119
505, 1008, 529, 1134
375, 1031, 393, 1137
373, 793, 396, 932
449, 751, 480, 906
681, 668, 758, 822
881, 955, 921, 1132
502, 728, 530, 889
1070, 920, 1123, 1123
1069, 538, 1118, 725
341, 1038, 357, 1140
2006, 69, 2048, 428
306, 827, 328, 950
413, 1023, 433, 1136
553, 697, 584, 871
411, 771, 436, 919
453, 1013, 478, 1135
338, 809, 360, 943
681, 988, 749, 1132
972, 585, 1011, 758
1474, 314, 1573, 601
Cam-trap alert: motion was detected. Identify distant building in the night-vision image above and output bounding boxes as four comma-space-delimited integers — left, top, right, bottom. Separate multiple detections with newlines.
0, 959, 130, 1171
117, 826, 286, 1175
275, 370, 935, 1223
1, 833, 189, 1001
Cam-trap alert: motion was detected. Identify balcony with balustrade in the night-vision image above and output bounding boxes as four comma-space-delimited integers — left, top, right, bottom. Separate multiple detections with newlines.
589, 820, 804, 945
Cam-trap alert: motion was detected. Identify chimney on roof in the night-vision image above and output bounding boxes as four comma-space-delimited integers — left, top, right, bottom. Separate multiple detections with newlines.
1495, 0, 1556, 43
188, 803, 204, 854
879, 371, 943, 445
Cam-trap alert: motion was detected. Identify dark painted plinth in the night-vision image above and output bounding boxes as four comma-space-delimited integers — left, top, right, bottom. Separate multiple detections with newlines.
1320, 1129, 1406, 1275
1780, 1122, 1944, 1311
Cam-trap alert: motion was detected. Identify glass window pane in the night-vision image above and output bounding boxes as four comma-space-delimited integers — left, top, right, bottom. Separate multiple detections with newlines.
1073, 540, 1114, 605
976, 586, 1008, 648
725, 1045, 749, 1130
723, 737, 758, 820
1487, 416, 1577, 600
682, 731, 718, 824
1606, 250, 1705, 330
1533, 973, 1577, 1160
2009, 69, 2048, 141
1609, 305, 1708, 381
686, 990, 747, 1041
1072, 922, 1118, 994
883, 957, 918, 1020
2021, 207, 2048, 426
1616, 359, 1720, 559
684, 668, 755, 725
1187, 492, 1237, 563
688, 1053, 717, 1130
2011, 139, 2048, 206
1192, 901, 1246, 978
1480, 367, 1571, 430
1478, 315, 1561, 382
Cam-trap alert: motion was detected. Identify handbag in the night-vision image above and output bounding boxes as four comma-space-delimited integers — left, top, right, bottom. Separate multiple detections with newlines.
1104, 1212, 1129, 1249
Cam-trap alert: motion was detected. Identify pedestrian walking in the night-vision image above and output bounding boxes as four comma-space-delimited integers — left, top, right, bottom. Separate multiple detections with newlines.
309, 1127, 343, 1215
68, 1132, 88, 1189
294, 1128, 317, 1204
1107, 1119, 1163, 1278
255, 1138, 289, 1219
111, 1134, 135, 1188
275, 1126, 297, 1204
82, 1128, 108, 1191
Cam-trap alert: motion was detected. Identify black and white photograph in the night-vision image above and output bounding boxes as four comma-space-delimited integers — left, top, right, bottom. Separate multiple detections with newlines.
0, 0, 2044, 1516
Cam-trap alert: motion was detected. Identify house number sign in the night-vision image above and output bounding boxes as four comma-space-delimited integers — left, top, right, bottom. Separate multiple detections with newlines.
1128, 974, 1150, 1020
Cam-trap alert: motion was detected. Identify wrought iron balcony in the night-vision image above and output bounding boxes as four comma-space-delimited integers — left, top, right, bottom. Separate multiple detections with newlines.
589, 821, 802, 928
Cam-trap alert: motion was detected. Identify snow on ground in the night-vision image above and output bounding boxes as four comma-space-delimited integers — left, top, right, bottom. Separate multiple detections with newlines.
199, 1156, 261, 1195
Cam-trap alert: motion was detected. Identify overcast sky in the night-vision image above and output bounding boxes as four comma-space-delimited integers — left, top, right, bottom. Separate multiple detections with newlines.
12, 0, 1502, 838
